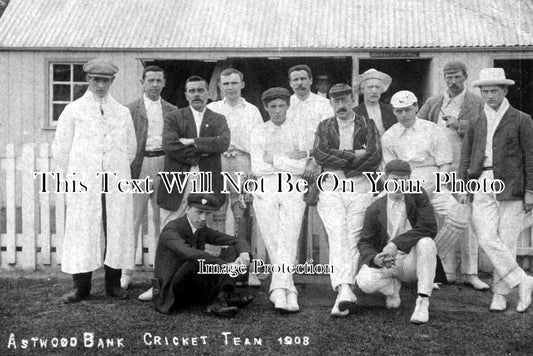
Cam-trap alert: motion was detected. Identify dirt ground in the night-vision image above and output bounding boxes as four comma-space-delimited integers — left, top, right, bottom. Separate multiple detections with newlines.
1, 270, 532, 356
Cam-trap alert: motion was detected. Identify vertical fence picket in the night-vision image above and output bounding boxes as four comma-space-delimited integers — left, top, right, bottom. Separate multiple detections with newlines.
3, 143, 16, 265
19, 143, 36, 270
37, 143, 51, 265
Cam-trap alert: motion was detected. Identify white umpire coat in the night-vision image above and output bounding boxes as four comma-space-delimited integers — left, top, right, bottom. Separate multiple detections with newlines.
52, 90, 137, 274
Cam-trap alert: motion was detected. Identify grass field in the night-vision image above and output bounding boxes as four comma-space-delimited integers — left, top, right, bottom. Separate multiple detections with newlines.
1, 270, 532, 356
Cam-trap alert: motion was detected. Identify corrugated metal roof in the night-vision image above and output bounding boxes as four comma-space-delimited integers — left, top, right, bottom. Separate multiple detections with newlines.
0, 0, 531, 49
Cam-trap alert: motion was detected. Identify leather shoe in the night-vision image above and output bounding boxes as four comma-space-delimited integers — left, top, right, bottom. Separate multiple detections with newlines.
489, 293, 507, 312
205, 305, 240, 318
517, 275, 533, 312
410, 297, 430, 324
63, 289, 89, 303
464, 275, 490, 290
106, 286, 128, 300
225, 292, 254, 308
138, 287, 153, 302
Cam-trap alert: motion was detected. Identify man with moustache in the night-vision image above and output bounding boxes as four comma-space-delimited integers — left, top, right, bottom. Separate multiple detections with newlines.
138, 75, 230, 301
418, 61, 488, 290
353, 68, 397, 136
458, 68, 533, 312
313, 83, 382, 316
122, 65, 179, 289
207, 69, 263, 287
287, 64, 333, 178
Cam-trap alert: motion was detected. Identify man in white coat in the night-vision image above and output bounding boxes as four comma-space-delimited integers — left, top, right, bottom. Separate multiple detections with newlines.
52, 59, 137, 303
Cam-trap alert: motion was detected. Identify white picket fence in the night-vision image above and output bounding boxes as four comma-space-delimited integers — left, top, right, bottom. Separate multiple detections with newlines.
0, 143, 532, 271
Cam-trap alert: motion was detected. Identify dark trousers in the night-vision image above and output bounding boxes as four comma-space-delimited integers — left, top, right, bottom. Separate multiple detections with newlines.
159, 247, 240, 313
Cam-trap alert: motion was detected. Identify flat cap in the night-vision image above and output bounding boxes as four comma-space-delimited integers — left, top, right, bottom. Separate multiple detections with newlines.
83, 59, 119, 78
390, 90, 418, 109
443, 61, 467, 74
316, 74, 330, 81
328, 83, 353, 98
261, 87, 291, 103
385, 159, 412, 175
187, 194, 220, 211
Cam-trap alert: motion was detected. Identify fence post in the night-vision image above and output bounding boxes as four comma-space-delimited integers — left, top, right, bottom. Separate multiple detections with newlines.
3, 143, 17, 265
37, 143, 51, 266
18, 143, 37, 270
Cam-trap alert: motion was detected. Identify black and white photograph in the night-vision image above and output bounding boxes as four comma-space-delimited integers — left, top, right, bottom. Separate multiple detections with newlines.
1, 0, 533, 355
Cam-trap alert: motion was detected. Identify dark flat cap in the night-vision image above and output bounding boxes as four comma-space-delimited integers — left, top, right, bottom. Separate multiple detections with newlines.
83, 59, 119, 78
328, 83, 353, 98
187, 194, 220, 211
261, 87, 291, 103
443, 61, 467, 74
385, 159, 412, 175
316, 75, 330, 81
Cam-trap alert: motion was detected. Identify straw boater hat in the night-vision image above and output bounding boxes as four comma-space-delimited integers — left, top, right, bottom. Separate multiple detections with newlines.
472, 68, 515, 87
354, 68, 392, 93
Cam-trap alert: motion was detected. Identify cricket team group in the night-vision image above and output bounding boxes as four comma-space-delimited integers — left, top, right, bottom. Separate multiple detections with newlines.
51, 57, 533, 323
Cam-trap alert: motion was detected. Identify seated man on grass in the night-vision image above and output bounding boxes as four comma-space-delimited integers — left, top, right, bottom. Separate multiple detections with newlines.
356, 160, 438, 324
152, 194, 254, 318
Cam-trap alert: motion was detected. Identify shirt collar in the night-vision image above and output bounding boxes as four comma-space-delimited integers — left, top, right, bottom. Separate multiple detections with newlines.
186, 216, 197, 234
223, 97, 246, 108
86, 89, 110, 104
444, 88, 466, 104
190, 106, 206, 118
484, 97, 510, 116
143, 94, 162, 107
387, 194, 405, 203
336, 112, 355, 126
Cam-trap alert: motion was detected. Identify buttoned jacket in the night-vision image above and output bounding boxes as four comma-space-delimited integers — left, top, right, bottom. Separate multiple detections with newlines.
353, 101, 397, 132
126, 97, 178, 179
157, 106, 230, 210
458, 105, 533, 200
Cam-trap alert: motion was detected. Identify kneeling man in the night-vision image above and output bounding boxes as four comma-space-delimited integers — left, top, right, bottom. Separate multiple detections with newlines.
152, 194, 254, 317
356, 160, 438, 324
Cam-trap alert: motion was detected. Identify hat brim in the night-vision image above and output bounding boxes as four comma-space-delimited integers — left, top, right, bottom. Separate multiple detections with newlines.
189, 203, 218, 211
87, 73, 115, 79
472, 79, 515, 87
354, 72, 392, 93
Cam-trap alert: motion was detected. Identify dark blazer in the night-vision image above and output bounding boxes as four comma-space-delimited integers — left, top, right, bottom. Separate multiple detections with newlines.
358, 191, 437, 268
157, 107, 230, 211
353, 102, 397, 132
153, 215, 250, 314
126, 97, 178, 179
418, 91, 484, 137
458, 105, 533, 201
313, 114, 382, 177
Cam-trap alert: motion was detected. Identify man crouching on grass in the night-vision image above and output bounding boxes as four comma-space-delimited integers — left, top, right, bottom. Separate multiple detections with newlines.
151, 194, 254, 318
356, 160, 438, 324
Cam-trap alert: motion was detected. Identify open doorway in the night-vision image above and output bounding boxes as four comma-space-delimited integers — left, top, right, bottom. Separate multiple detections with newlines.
358, 59, 432, 104
494, 59, 533, 116
145, 57, 352, 120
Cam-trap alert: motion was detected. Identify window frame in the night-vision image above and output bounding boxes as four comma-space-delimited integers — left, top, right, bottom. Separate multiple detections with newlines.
45, 59, 90, 129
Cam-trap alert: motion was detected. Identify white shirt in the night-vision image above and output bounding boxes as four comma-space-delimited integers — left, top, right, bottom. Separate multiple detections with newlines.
437, 89, 466, 171
382, 118, 452, 190
190, 107, 205, 137
207, 98, 263, 153
250, 120, 307, 177
365, 102, 385, 136
484, 98, 510, 167
337, 115, 355, 151
287, 92, 334, 150
143, 94, 164, 151
386, 195, 412, 241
